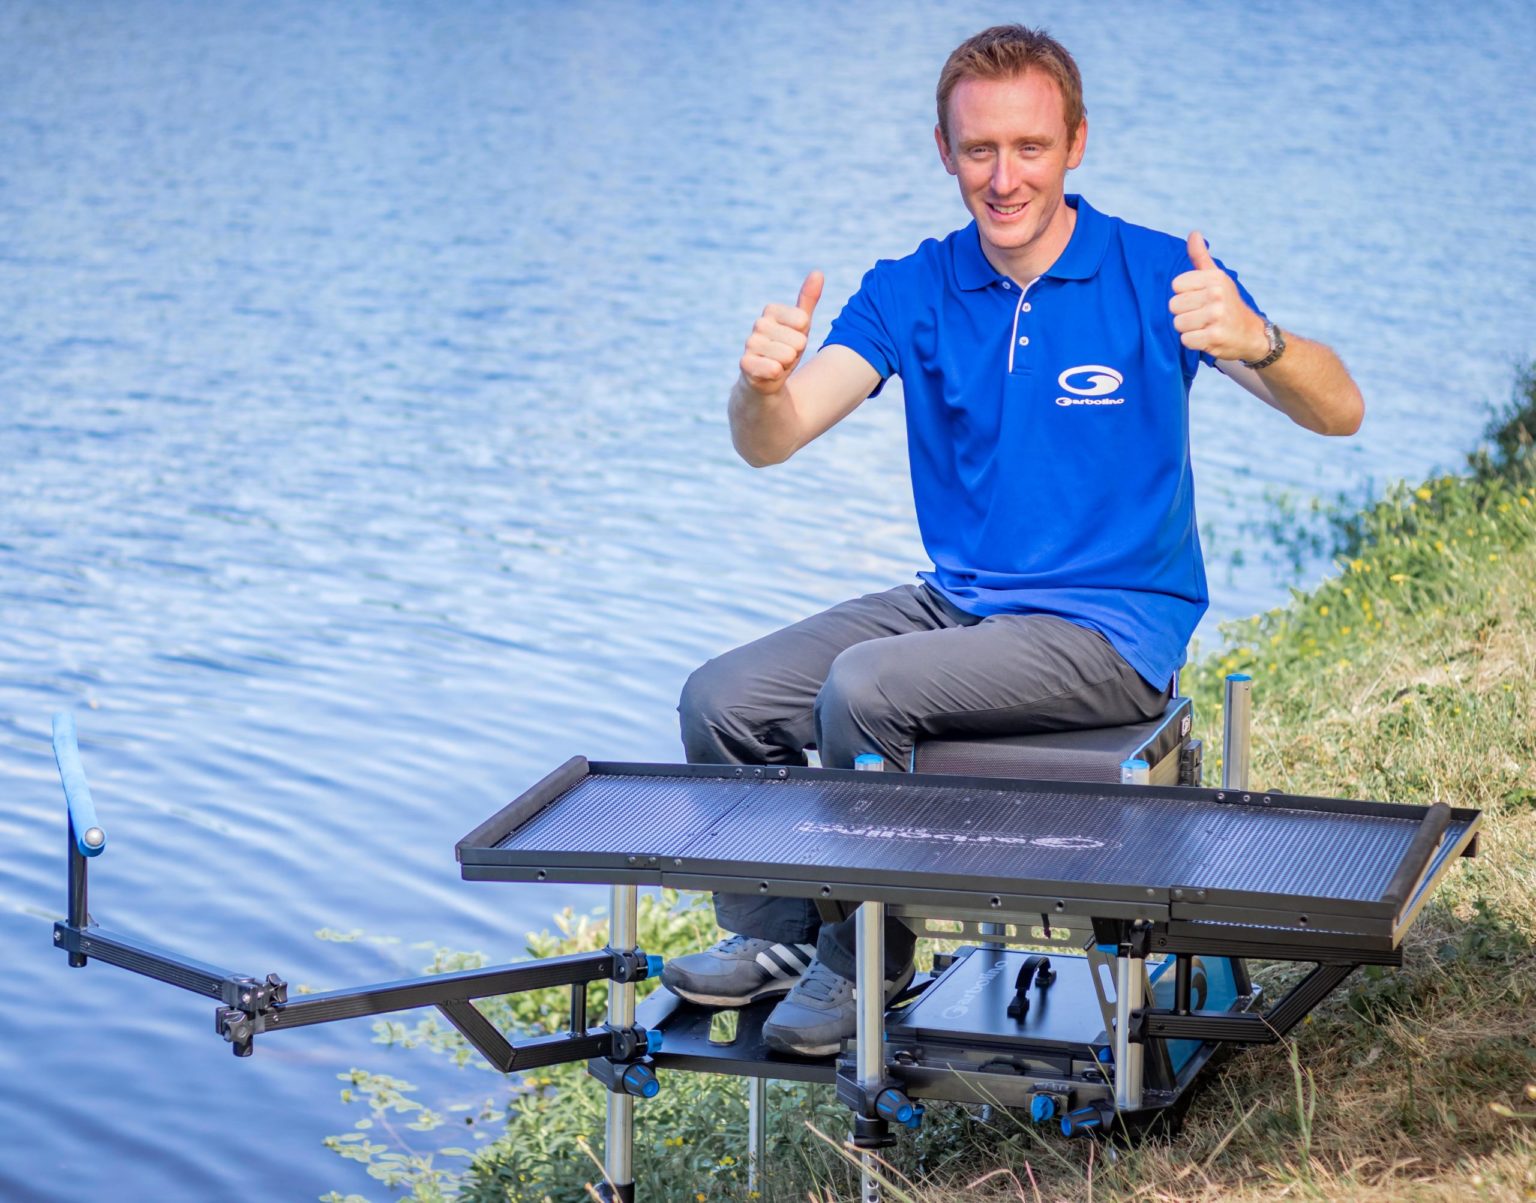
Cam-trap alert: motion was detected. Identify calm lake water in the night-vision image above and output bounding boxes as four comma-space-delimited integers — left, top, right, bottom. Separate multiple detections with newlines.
3, 2, 1534, 1199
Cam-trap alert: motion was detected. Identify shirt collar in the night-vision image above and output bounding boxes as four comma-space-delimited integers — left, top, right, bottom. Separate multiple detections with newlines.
954, 194, 1111, 290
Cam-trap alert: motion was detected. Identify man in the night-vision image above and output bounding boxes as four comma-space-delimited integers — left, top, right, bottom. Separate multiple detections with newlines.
663, 24, 1363, 1056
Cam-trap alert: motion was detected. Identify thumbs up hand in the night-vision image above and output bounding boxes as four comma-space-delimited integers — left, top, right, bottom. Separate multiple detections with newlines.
1169, 231, 1269, 363
740, 270, 824, 396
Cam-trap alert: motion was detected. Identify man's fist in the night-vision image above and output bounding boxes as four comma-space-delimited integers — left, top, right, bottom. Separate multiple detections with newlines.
1169, 231, 1268, 363
740, 270, 824, 395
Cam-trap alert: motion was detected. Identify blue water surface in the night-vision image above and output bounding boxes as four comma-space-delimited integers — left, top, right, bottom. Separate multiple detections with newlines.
2, 2, 1534, 1199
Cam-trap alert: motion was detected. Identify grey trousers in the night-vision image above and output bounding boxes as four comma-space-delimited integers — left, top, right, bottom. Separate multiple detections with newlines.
677, 583, 1169, 980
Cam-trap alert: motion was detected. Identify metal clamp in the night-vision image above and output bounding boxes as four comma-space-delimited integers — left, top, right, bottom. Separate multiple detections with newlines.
834, 1068, 924, 1135
214, 973, 289, 1056
606, 948, 662, 985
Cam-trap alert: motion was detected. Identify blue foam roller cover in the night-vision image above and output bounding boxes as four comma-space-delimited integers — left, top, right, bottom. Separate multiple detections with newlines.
52, 712, 107, 858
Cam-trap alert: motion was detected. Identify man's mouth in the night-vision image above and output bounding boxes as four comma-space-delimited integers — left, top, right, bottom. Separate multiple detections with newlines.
987, 201, 1026, 216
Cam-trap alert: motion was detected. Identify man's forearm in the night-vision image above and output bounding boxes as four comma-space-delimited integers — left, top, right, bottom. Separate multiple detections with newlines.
1253, 334, 1364, 436
729, 374, 804, 467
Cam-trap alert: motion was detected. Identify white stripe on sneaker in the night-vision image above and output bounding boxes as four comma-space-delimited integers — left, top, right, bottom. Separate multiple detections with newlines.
771, 944, 808, 974
754, 952, 795, 980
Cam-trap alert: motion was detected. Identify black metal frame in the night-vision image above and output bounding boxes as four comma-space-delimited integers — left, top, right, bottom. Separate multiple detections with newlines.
53, 901, 654, 1064
49, 711, 1482, 1195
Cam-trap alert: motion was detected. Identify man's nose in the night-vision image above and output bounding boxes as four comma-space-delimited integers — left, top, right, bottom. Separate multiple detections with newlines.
991, 155, 1021, 197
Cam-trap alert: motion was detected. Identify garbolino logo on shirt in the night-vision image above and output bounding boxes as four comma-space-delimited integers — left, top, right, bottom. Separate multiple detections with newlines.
1056, 364, 1126, 406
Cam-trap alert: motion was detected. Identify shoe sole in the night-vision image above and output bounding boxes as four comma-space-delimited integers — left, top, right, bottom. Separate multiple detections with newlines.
762, 1033, 841, 1058
665, 981, 796, 1008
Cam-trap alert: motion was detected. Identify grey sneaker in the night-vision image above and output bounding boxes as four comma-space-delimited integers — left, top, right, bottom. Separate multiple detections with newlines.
761, 957, 917, 1057
661, 935, 818, 1007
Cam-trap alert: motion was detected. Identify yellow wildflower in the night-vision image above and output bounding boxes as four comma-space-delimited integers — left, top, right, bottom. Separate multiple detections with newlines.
1390, 573, 1408, 583
1415, 487, 1432, 501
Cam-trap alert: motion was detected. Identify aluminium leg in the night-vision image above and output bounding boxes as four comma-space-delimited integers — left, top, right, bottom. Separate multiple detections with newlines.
1222, 673, 1252, 791
856, 900, 885, 1203
604, 884, 638, 1203
1221, 674, 1256, 1003
1112, 952, 1145, 1111
747, 1075, 767, 1194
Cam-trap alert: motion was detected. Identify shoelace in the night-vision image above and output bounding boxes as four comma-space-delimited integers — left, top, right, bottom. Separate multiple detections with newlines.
794, 963, 847, 1001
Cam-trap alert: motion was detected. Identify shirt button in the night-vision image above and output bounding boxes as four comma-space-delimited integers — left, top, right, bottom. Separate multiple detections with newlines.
1018, 336, 1030, 347
1022, 303, 1032, 312
1001, 280, 1011, 289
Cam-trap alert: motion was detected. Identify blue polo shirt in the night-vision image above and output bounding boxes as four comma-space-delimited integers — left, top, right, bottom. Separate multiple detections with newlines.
822, 195, 1263, 688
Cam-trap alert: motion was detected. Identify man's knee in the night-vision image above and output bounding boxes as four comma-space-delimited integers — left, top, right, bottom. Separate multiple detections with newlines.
678, 657, 743, 755
815, 642, 906, 756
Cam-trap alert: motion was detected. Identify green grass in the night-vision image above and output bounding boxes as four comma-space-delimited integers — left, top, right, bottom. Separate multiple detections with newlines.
324, 370, 1536, 1203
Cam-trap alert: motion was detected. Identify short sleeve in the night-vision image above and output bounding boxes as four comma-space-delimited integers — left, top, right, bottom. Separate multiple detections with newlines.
822, 264, 900, 398
1176, 251, 1268, 376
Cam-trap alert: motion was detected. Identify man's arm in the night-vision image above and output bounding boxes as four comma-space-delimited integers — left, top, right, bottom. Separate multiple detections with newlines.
731, 271, 883, 466
1172, 232, 1364, 436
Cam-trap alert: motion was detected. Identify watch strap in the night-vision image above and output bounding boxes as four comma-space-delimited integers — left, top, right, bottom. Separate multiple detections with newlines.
1243, 320, 1286, 370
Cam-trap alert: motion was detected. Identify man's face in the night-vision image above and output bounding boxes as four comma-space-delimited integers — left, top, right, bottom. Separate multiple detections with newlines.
935, 71, 1087, 267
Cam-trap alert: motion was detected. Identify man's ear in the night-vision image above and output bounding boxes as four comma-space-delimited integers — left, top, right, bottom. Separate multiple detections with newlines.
934, 123, 957, 175
1067, 117, 1089, 170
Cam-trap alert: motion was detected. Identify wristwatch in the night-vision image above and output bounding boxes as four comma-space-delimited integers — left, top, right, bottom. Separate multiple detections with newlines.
1243, 319, 1286, 370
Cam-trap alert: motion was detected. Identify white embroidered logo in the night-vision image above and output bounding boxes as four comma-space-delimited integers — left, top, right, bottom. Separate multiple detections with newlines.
1057, 365, 1124, 396
1056, 364, 1126, 406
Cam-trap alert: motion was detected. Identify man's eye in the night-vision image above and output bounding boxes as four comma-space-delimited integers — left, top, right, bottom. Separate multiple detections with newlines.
968, 147, 991, 159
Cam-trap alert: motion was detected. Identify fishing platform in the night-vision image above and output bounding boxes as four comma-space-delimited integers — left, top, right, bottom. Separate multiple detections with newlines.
50, 678, 1480, 1202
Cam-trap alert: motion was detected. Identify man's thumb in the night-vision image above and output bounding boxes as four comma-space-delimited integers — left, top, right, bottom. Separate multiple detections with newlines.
796, 270, 825, 318
1186, 231, 1216, 271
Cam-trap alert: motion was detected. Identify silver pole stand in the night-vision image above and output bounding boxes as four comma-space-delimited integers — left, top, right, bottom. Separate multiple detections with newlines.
856, 900, 885, 1203
1223, 673, 1253, 791
1112, 953, 1145, 1110
1222, 674, 1257, 1005
747, 1076, 767, 1195
604, 884, 638, 1202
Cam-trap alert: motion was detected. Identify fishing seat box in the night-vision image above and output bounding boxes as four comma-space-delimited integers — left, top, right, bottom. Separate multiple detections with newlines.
912, 695, 1201, 786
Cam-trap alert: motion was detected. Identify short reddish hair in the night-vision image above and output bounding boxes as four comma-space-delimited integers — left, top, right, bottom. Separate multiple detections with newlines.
936, 24, 1085, 147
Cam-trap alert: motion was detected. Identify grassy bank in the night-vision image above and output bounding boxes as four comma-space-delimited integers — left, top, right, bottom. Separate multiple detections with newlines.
326, 371, 1536, 1203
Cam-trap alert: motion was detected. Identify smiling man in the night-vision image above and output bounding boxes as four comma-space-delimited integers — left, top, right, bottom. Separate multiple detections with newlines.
665, 24, 1363, 1056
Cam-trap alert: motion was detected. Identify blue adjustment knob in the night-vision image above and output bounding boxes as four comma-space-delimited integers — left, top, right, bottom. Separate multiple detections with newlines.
1096, 1046, 1114, 1064
621, 1064, 660, 1099
645, 954, 664, 979
1060, 1105, 1106, 1138
645, 1028, 665, 1054
874, 1088, 915, 1125
1030, 1094, 1056, 1123
903, 1103, 925, 1131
